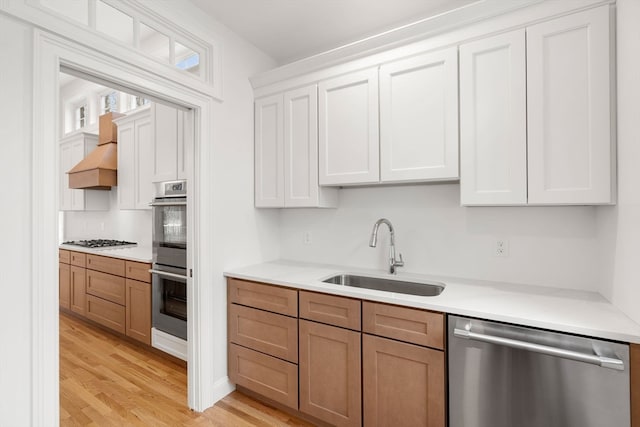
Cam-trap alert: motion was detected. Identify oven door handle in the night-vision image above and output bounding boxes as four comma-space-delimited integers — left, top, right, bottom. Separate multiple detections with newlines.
149, 201, 187, 207
453, 327, 625, 371
150, 269, 188, 281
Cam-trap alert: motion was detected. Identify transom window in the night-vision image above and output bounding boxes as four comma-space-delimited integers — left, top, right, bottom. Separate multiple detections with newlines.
100, 91, 119, 114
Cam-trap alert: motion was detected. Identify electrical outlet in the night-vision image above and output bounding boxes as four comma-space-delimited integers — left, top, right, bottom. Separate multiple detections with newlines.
495, 239, 509, 257
303, 231, 312, 245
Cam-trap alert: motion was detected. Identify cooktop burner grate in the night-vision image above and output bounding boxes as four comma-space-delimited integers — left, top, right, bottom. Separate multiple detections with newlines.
62, 239, 137, 249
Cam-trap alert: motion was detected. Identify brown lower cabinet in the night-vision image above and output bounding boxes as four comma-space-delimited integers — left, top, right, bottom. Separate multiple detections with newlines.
363, 334, 445, 427
59, 262, 71, 310
70, 265, 86, 316
227, 279, 447, 427
59, 250, 151, 346
299, 319, 361, 427
125, 279, 152, 345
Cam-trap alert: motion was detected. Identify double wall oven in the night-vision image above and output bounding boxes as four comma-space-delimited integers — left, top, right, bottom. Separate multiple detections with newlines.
150, 180, 187, 341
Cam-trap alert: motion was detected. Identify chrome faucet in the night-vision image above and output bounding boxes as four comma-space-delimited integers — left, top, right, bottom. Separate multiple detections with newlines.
369, 218, 404, 274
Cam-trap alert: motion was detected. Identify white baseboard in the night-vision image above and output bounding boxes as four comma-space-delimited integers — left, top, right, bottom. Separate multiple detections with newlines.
211, 376, 235, 405
151, 327, 188, 361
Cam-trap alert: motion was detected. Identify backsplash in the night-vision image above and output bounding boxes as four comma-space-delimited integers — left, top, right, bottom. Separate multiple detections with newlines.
279, 184, 601, 292
62, 188, 152, 247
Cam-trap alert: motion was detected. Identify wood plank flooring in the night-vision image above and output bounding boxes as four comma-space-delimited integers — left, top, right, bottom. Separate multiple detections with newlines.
60, 312, 314, 426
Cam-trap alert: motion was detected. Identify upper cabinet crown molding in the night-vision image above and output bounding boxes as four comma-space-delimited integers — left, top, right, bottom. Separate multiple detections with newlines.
250, 0, 611, 97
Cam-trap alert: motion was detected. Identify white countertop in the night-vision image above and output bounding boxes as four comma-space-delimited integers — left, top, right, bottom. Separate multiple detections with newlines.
225, 260, 640, 344
59, 244, 153, 263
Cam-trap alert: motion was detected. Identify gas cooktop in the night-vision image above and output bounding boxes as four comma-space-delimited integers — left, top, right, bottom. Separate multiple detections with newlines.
62, 239, 137, 249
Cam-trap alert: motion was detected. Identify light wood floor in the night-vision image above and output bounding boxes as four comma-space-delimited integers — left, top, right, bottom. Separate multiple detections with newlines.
60, 312, 314, 426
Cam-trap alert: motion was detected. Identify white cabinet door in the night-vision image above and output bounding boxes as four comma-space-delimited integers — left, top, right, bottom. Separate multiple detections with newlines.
318, 68, 379, 185
134, 115, 154, 209
459, 29, 527, 205
69, 138, 86, 211
117, 121, 136, 210
527, 6, 613, 205
284, 86, 317, 207
117, 109, 153, 211
59, 141, 75, 211
59, 133, 109, 212
177, 110, 190, 180
379, 47, 459, 182
151, 103, 178, 183
255, 94, 284, 207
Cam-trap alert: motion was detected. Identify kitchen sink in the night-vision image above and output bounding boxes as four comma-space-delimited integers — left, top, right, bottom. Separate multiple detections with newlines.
322, 274, 444, 297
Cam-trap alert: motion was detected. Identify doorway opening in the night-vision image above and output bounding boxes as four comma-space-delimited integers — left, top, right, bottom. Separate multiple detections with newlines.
56, 68, 196, 422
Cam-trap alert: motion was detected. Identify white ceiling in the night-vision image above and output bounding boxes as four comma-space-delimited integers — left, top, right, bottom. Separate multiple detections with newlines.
188, 0, 478, 64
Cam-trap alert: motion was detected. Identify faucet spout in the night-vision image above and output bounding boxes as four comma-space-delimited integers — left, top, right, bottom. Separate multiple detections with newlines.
369, 218, 404, 274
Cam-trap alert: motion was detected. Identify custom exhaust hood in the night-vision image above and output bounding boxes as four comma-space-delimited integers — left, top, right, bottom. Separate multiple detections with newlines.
67, 112, 124, 190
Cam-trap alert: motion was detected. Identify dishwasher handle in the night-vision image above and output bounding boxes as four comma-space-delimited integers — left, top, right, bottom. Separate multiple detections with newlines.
453, 327, 625, 371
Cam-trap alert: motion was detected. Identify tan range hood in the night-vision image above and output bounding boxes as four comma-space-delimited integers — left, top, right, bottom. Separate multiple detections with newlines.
67, 112, 125, 190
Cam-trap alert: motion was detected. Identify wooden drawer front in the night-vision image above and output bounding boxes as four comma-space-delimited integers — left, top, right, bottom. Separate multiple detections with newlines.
228, 278, 297, 317
229, 343, 298, 410
86, 295, 126, 334
86, 270, 126, 305
299, 291, 361, 330
229, 304, 298, 363
59, 250, 70, 264
126, 261, 151, 283
70, 251, 86, 268
86, 254, 125, 277
363, 302, 444, 350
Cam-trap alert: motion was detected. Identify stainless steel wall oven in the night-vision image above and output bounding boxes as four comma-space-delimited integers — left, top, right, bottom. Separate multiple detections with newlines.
150, 180, 187, 341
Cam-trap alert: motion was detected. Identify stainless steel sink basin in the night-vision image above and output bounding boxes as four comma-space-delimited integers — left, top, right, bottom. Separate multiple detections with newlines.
322, 274, 444, 297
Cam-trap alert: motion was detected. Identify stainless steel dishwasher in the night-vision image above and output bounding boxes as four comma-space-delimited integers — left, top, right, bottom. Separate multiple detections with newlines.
448, 315, 630, 427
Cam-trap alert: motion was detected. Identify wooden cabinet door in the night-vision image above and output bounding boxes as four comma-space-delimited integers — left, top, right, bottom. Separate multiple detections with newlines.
255, 93, 284, 207
363, 334, 445, 427
459, 29, 527, 206
59, 262, 71, 310
69, 266, 86, 316
299, 320, 361, 427
379, 47, 459, 182
527, 6, 613, 204
152, 103, 178, 183
318, 68, 379, 185
126, 279, 151, 345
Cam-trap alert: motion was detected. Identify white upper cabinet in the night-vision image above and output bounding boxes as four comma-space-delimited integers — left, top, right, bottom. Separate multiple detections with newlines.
318, 68, 380, 185
150, 103, 188, 183
59, 132, 110, 212
459, 29, 528, 206
526, 6, 614, 205
255, 94, 284, 207
116, 108, 153, 210
255, 87, 337, 208
151, 103, 179, 183
379, 47, 459, 183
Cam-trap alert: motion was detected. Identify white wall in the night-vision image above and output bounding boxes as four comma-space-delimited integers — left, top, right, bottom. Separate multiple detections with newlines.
0, 13, 33, 426
597, 0, 640, 323
280, 184, 602, 291
63, 189, 152, 246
